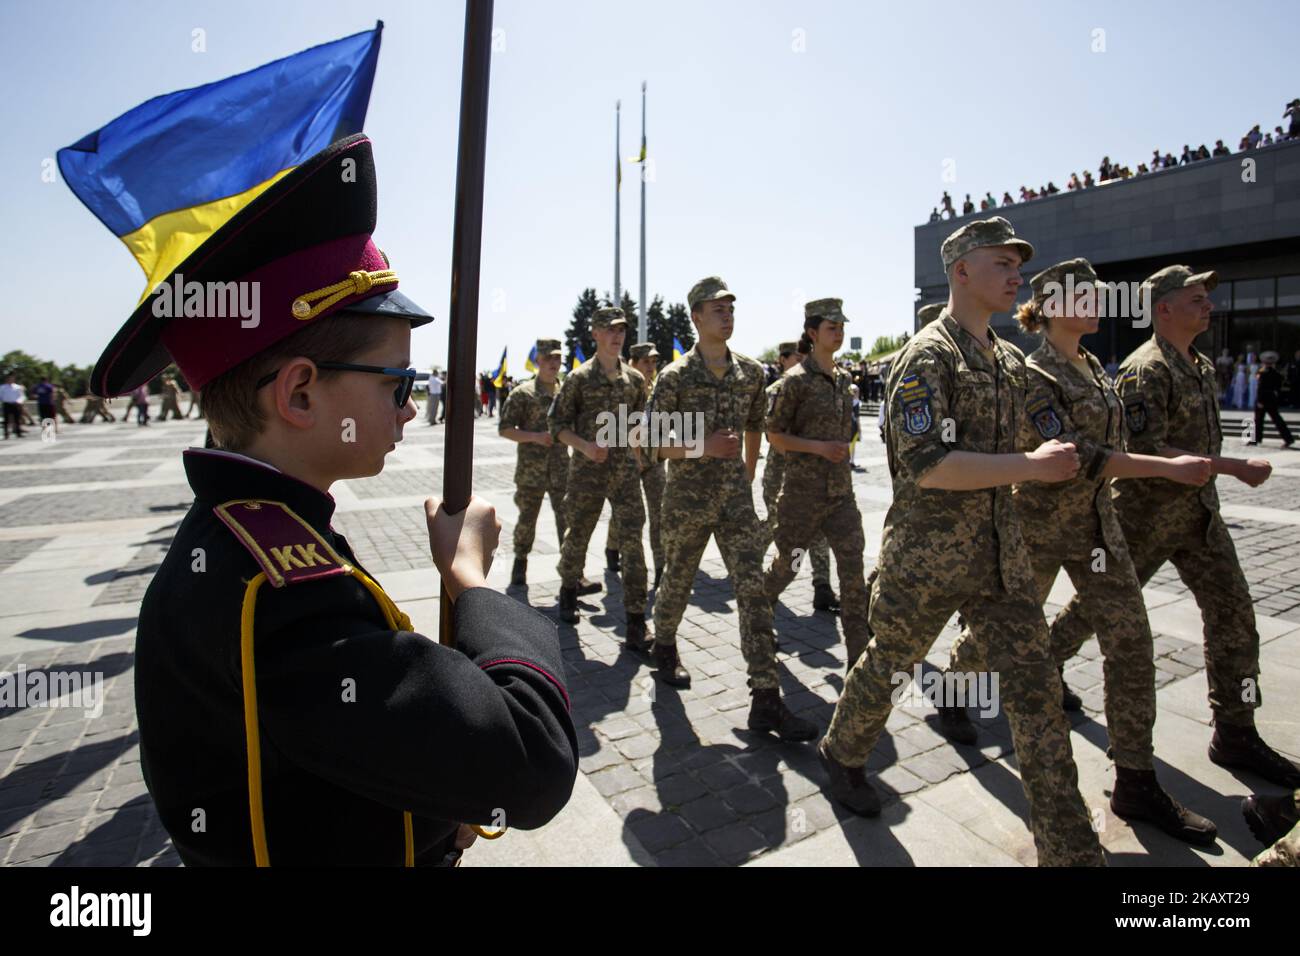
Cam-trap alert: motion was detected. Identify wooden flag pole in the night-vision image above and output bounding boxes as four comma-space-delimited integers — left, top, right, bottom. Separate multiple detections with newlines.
440, 0, 495, 647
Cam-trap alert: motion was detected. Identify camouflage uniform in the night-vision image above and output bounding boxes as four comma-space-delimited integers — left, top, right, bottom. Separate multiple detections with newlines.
159, 378, 184, 420
761, 347, 833, 592
1050, 269, 1260, 728
949, 331, 1156, 771
549, 313, 648, 614
822, 218, 1102, 867
607, 340, 666, 572
1252, 791, 1300, 867
499, 342, 570, 558
648, 286, 780, 689
761, 304, 867, 661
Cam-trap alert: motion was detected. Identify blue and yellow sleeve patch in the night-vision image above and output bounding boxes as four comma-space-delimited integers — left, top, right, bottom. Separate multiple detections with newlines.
897, 374, 933, 436
1026, 395, 1063, 439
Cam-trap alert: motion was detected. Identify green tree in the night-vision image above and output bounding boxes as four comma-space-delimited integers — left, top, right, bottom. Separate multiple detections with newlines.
657, 302, 694, 361
566, 288, 599, 371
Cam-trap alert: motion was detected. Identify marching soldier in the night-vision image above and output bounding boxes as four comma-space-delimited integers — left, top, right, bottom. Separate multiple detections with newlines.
762, 341, 839, 613
762, 305, 870, 663
646, 277, 815, 740
159, 375, 184, 420
1050, 264, 1300, 788
80, 393, 115, 423
1244, 790, 1300, 866
549, 307, 650, 643
942, 258, 1218, 845
52, 383, 75, 424
89, 134, 577, 866
818, 217, 1104, 866
606, 341, 667, 588
498, 338, 570, 587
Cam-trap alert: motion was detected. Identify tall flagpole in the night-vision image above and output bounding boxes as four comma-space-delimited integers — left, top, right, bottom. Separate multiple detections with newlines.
440, 0, 494, 647
638, 81, 647, 343
614, 100, 621, 304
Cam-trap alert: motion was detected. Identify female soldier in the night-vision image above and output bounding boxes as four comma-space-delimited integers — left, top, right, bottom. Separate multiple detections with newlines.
943, 258, 1219, 845
761, 299, 871, 665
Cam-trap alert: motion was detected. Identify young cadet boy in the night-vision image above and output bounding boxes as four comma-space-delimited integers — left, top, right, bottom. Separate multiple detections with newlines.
90, 134, 578, 866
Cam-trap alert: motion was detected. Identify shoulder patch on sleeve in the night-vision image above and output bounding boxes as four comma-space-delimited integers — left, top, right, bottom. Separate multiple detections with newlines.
897, 374, 933, 435
214, 500, 350, 588
1123, 399, 1147, 434
1029, 400, 1063, 439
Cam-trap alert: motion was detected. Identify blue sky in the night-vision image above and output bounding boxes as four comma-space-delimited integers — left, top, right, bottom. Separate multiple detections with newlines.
1, 0, 1295, 371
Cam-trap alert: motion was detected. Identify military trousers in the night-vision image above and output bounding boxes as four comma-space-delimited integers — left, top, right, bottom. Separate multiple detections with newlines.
606, 462, 665, 571
558, 460, 647, 614
823, 558, 1104, 867
513, 480, 567, 557
653, 479, 779, 690
762, 492, 869, 663
761, 471, 833, 589
1051, 504, 1260, 725
950, 535, 1156, 771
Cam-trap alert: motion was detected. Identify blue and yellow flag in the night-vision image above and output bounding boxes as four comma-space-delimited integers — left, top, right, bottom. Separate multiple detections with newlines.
58, 24, 383, 300
524, 343, 538, 374
572, 345, 587, 372
672, 337, 684, 361
492, 348, 508, 388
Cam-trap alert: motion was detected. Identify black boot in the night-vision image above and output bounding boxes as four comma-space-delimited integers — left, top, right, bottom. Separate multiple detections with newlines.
653, 565, 663, 589
1209, 720, 1300, 787
625, 613, 652, 657
558, 586, 579, 624
936, 703, 978, 745
748, 687, 817, 742
1060, 667, 1082, 712
1242, 792, 1300, 848
651, 642, 690, 687
817, 738, 881, 817
812, 582, 840, 613
510, 557, 527, 587
605, 548, 621, 573
577, 577, 602, 596
1111, 767, 1218, 847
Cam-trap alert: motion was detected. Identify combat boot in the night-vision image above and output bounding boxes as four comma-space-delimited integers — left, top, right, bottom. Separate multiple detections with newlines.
651, 642, 690, 687
1111, 767, 1218, 847
1209, 721, 1300, 787
605, 548, 621, 573
935, 702, 978, 745
812, 582, 840, 613
653, 565, 663, 589
748, 687, 817, 742
817, 738, 881, 817
1242, 792, 1300, 848
577, 577, 602, 596
625, 613, 652, 657
1060, 666, 1082, 712
510, 557, 527, 587
558, 586, 579, 624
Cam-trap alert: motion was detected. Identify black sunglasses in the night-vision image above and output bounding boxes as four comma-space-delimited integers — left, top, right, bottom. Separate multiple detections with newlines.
256, 362, 418, 408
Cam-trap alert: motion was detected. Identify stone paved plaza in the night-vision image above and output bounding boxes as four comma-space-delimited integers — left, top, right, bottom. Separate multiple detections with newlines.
1, 399, 1298, 867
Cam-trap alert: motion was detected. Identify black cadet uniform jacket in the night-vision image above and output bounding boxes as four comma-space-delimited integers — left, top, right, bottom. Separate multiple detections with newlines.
136, 449, 578, 866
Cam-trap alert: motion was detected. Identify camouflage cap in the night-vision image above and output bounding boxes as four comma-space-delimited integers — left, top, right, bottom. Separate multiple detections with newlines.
536, 338, 563, 356
940, 216, 1034, 270
1143, 264, 1218, 306
1029, 257, 1099, 299
591, 306, 628, 330
805, 298, 849, 324
916, 303, 945, 324
778, 340, 799, 354
629, 341, 660, 361
687, 276, 735, 310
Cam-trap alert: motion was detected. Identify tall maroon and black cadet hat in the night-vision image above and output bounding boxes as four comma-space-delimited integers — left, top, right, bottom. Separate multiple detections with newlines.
91, 133, 433, 397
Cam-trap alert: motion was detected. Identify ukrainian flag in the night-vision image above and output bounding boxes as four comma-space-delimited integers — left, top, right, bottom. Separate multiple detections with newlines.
672, 337, 685, 361
572, 344, 587, 372
492, 348, 508, 388
524, 344, 538, 374
58, 24, 384, 301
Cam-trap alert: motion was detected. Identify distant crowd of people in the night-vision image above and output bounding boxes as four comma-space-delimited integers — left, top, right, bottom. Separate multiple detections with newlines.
930, 97, 1300, 221
0, 372, 199, 440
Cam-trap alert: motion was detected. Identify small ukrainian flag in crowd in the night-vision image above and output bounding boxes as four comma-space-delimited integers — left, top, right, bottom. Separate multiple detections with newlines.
572, 344, 587, 372
672, 337, 685, 361
524, 343, 538, 374
58, 24, 384, 299
492, 348, 508, 387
